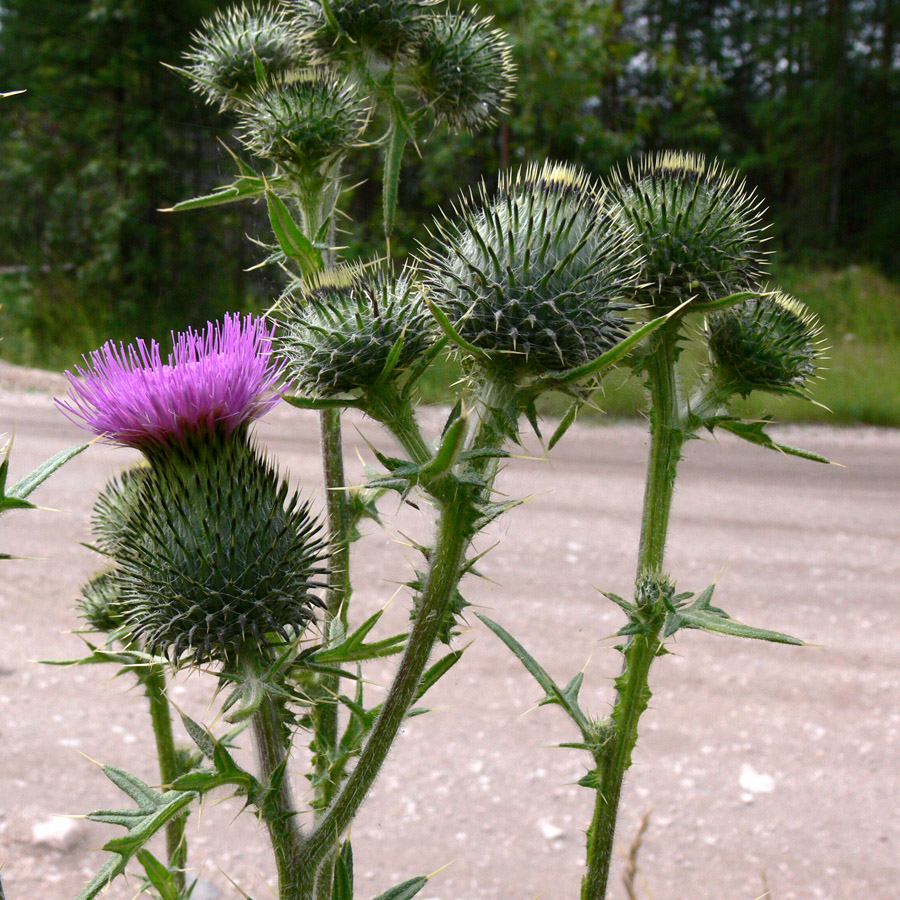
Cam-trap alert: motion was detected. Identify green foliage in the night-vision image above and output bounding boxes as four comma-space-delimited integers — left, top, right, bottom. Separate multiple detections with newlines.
0, 0, 260, 345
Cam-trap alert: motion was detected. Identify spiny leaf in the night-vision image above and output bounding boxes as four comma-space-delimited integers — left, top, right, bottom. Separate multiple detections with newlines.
414, 649, 464, 703
266, 190, 323, 275
75, 767, 196, 900
548, 401, 579, 450
372, 876, 429, 900
667, 583, 805, 645
6, 442, 88, 501
312, 608, 407, 664
475, 612, 592, 739
383, 102, 411, 240
332, 840, 353, 900
713, 417, 832, 464
135, 849, 180, 900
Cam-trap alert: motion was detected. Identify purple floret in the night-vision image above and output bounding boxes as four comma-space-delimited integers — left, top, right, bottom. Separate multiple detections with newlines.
57, 314, 286, 449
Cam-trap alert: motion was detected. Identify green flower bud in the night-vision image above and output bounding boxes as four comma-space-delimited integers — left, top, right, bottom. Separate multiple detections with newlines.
110, 427, 327, 668
421, 160, 641, 377
183, 4, 306, 111
286, 0, 437, 60
410, 10, 515, 131
277, 263, 434, 396
237, 69, 369, 174
77, 468, 150, 635
607, 151, 768, 310
78, 571, 125, 636
91, 466, 149, 557
707, 291, 824, 398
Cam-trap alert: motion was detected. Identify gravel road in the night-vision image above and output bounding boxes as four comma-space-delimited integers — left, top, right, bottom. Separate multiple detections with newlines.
0, 367, 897, 900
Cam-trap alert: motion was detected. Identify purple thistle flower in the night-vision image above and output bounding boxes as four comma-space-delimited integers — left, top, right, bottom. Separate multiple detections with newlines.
58, 314, 287, 449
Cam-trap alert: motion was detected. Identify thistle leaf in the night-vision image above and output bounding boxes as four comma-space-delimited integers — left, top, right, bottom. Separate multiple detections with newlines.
414, 649, 464, 703
333, 840, 354, 900
135, 849, 180, 900
476, 612, 592, 739
266, 190, 323, 275
162, 174, 281, 211
667, 584, 805, 645
75, 767, 196, 900
714, 417, 832, 464
6, 442, 88, 503
383, 101, 411, 240
372, 876, 429, 900
312, 608, 407, 664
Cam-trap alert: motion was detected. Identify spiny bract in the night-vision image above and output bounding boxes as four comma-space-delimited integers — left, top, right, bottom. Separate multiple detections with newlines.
277, 263, 434, 396
111, 428, 328, 668
91, 466, 149, 557
707, 291, 825, 397
237, 69, 368, 172
421, 160, 641, 376
607, 151, 768, 310
410, 10, 515, 131
183, 4, 305, 111
285, 0, 438, 60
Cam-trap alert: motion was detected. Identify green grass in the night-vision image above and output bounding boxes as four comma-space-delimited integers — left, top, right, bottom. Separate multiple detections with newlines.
3, 264, 899, 427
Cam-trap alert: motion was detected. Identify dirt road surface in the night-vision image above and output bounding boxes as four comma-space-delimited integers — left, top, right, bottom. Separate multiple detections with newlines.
0, 365, 897, 900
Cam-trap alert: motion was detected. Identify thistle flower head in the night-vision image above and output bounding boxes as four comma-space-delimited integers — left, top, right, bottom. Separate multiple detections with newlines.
421, 160, 642, 377
277, 262, 434, 396
607, 151, 768, 310
707, 290, 825, 398
285, 0, 438, 60
410, 10, 515, 132
58, 314, 286, 452
183, 4, 305, 111
237, 68, 368, 173
108, 432, 327, 668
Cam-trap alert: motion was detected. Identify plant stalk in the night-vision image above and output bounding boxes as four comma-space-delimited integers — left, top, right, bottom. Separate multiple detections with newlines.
582, 322, 685, 900
251, 691, 307, 898
142, 665, 187, 890
300, 487, 471, 879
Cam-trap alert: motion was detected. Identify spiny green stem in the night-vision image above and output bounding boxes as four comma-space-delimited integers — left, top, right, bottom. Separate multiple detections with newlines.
251, 691, 307, 898
582, 322, 685, 900
298, 488, 472, 881
636, 325, 684, 575
366, 386, 432, 467
141, 665, 187, 890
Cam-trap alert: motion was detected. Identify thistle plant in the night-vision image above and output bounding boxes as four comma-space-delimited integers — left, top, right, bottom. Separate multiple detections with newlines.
24, 3, 832, 898
474, 151, 830, 900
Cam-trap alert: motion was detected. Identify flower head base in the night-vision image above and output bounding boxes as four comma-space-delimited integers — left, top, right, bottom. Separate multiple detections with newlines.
109, 432, 327, 668
183, 4, 305, 111
707, 291, 825, 398
411, 11, 515, 132
286, 0, 438, 60
608, 151, 768, 310
237, 69, 368, 174
277, 262, 434, 396
58, 314, 286, 452
421, 160, 641, 377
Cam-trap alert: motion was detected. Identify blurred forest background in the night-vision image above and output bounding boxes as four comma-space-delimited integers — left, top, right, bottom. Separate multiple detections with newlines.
0, 0, 898, 424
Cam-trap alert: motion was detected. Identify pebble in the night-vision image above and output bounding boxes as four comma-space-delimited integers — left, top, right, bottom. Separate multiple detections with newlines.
739, 763, 776, 794
31, 816, 82, 850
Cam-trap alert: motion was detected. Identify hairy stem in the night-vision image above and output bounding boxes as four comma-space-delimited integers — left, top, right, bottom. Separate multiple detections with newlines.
251, 691, 307, 898
299, 487, 471, 882
142, 665, 187, 889
582, 322, 684, 900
